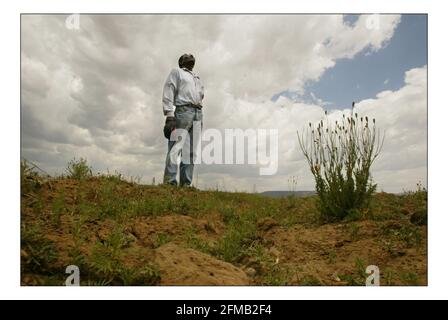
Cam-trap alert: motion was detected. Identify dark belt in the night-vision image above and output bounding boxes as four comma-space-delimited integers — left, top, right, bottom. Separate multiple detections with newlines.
176, 103, 202, 110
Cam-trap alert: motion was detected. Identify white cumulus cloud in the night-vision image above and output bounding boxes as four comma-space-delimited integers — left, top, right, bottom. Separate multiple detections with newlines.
20, 14, 426, 193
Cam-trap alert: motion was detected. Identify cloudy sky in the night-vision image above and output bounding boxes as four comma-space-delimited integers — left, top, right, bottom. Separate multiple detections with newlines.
21, 14, 427, 193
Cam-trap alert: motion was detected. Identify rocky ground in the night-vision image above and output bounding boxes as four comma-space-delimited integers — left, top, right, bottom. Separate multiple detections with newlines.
21, 170, 427, 286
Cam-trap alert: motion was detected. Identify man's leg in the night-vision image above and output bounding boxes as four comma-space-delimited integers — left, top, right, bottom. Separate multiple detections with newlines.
165, 106, 194, 186
163, 140, 178, 185
180, 109, 202, 187
179, 130, 194, 186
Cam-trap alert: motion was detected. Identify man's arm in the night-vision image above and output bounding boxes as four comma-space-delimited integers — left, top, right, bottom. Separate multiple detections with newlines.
162, 69, 178, 117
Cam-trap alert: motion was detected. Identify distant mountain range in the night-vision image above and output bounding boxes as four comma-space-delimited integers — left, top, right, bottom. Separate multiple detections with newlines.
259, 191, 316, 198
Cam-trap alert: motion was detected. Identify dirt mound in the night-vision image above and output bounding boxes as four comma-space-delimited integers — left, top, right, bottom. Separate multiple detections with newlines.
130, 215, 196, 246
20, 174, 427, 286
154, 243, 250, 285
128, 215, 223, 248
262, 221, 427, 285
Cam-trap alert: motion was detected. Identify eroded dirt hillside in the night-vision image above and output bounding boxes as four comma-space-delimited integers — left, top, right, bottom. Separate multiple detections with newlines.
21, 174, 427, 286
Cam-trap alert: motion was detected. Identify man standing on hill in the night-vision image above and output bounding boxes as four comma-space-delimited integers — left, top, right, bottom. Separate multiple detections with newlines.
162, 54, 204, 186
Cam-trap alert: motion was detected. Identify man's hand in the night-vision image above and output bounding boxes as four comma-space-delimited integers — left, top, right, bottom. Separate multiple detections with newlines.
163, 116, 176, 139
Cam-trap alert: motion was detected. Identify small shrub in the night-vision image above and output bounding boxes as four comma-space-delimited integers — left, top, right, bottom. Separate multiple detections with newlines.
298, 105, 384, 221
66, 158, 92, 180
99, 170, 126, 184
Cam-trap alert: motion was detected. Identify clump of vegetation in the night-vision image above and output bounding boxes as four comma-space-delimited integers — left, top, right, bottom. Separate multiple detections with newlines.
347, 222, 361, 241
79, 224, 160, 285
66, 157, 92, 180
338, 258, 368, 286
185, 226, 214, 253
21, 160, 39, 195
51, 190, 66, 227
21, 159, 50, 196
298, 104, 384, 221
214, 211, 258, 263
381, 222, 423, 248
400, 272, 420, 286
88, 243, 160, 285
403, 182, 427, 202
243, 243, 292, 285
154, 233, 173, 248
21, 223, 58, 273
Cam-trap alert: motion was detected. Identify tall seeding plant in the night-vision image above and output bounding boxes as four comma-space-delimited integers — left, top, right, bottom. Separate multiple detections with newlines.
298, 104, 384, 221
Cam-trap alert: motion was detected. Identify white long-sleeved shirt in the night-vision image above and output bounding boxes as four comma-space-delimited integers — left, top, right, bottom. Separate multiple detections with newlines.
162, 67, 204, 117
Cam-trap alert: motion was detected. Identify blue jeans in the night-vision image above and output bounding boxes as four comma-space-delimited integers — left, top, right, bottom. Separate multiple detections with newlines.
163, 106, 202, 186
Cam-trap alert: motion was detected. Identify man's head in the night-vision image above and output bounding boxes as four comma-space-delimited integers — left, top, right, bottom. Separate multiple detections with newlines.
178, 54, 195, 71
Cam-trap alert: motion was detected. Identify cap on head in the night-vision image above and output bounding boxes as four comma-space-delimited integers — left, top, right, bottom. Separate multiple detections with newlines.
178, 54, 195, 70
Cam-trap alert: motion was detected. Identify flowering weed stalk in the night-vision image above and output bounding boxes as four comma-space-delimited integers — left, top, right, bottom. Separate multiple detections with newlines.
298, 104, 384, 221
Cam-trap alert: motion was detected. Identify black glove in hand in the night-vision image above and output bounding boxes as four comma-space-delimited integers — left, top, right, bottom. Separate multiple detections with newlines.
163, 116, 176, 139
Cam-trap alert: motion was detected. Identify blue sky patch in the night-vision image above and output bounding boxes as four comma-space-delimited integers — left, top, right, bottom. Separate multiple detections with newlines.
273, 14, 427, 109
